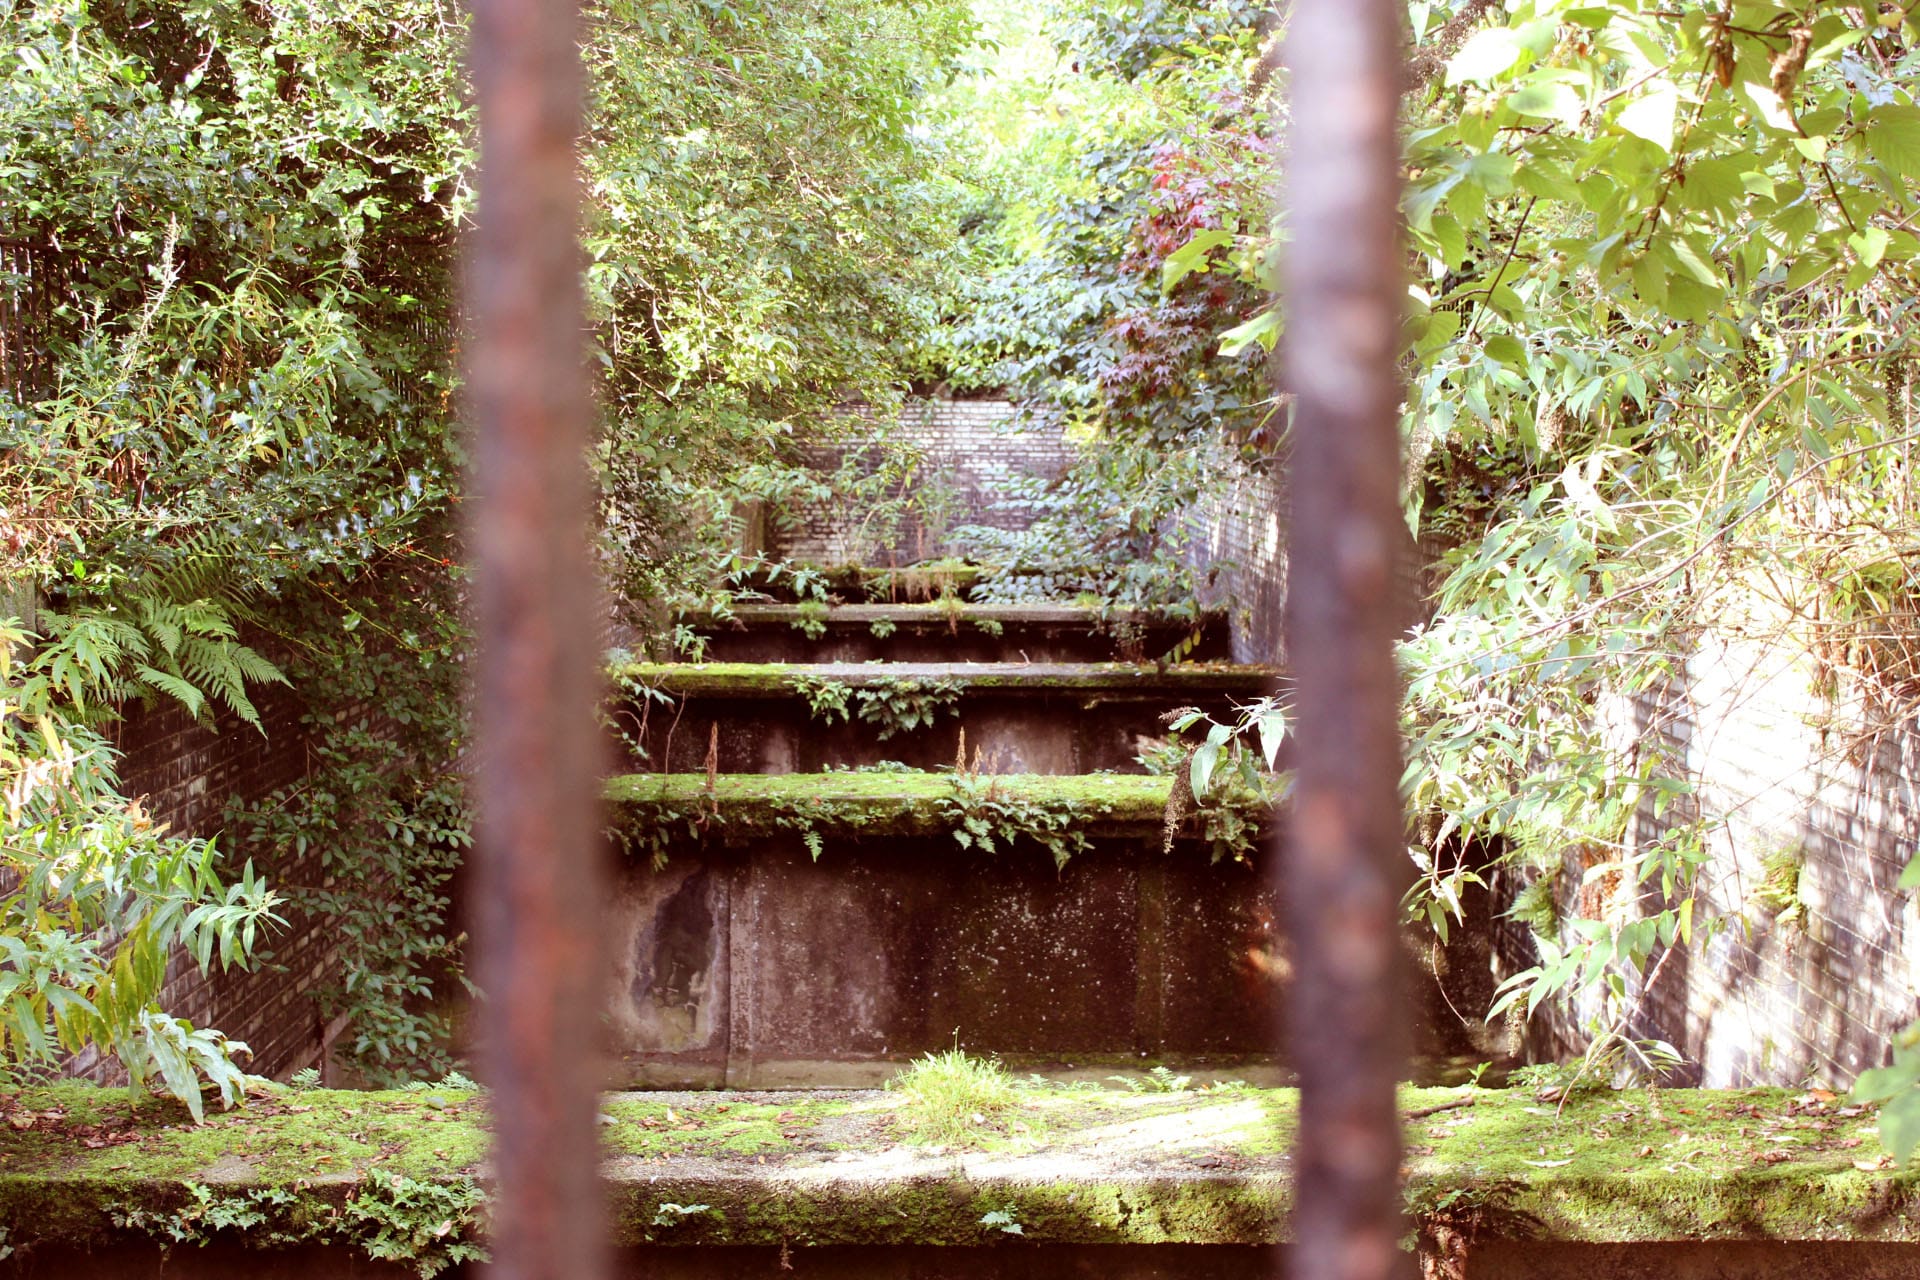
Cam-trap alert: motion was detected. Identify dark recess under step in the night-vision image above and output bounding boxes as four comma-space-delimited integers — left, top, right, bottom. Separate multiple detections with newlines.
612, 662, 1279, 775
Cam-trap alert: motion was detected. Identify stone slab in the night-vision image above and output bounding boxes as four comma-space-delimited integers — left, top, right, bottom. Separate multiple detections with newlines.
4, 1084, 1919, 1271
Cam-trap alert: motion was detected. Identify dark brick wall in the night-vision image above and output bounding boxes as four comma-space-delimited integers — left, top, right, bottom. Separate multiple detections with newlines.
774, 399, 1076, 567
63, 677, 341, 1082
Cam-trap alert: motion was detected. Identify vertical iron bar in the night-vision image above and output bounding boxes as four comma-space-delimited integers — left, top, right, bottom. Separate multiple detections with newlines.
466, 0, 608, 1276
1277, 2, 1412, 1279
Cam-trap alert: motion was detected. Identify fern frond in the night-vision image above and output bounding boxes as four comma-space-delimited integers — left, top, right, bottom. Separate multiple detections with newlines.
133, 666, 207, 720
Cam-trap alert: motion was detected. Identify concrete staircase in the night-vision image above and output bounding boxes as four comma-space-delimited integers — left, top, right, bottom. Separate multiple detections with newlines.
600, 595, 1479, 1089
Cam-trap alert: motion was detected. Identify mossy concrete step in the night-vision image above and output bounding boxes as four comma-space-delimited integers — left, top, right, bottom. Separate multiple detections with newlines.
3, 1084, 1915, 1278
594, 774, 1495, 1090
604, 772, 1195, 840
677, 603, 1230, 664
610, 661, 1280, 774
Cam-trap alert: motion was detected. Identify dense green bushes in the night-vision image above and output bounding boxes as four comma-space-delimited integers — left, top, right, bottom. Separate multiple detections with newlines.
1, 0, 974, 1093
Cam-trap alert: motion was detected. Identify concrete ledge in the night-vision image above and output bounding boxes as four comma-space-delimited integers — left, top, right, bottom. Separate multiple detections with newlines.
604, 773, 1195, 840
699, 604, 1213, 626
2, 1085, 1915, 1269
673, 605, 1232, 664
612, 661, 1279, 697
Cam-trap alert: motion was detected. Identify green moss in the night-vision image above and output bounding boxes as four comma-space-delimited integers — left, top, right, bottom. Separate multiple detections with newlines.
605, 772, 1176, 843
609, 660, 1276, 697
704, 603, 1218, 627
599, 1096, 852, 1158
5, 1083, 1918, 1254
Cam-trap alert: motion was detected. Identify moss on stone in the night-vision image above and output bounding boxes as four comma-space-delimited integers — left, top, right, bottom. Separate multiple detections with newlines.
609, 660, 1279, 698
691, 603, 1217, 627
2, 1083, 1915, 1254
604, 772, 1177, 842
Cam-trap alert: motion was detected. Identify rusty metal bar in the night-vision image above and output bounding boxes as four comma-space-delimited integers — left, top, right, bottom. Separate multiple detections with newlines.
466, 0, 608, 1275
1277, 2, 1412, 1279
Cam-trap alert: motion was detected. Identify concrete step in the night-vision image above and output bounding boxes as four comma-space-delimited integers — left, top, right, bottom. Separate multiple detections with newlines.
675, 603, 1230, 665
4, 1082, 1906, 1278
609, 661, 1279, 775
596, 774, 1491, 1090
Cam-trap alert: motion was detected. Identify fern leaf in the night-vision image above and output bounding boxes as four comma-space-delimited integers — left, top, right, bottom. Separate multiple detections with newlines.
134, 667, 207, 720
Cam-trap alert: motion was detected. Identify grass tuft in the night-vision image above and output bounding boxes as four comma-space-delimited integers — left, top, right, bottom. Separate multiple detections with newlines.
887, 1048, 1022, 1145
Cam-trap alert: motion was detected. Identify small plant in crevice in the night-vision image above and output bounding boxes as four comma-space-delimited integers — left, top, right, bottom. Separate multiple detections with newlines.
869, 617, 898, 639
113, 1175, 487, 1278
979, 1207, 1025, 1237
940, 774, 1091, 871
650, 1202, 716, 1230
790, 599, 832, 641
1751, 845, 1809, 931
1107, 1065, 1192, 1093
788, 673, 855, 723
857, 676, 963, 739
606, 664, 686, 764
1156, 700, 1288, 864
791, 674, 962, 739
1504, 868, 1563, 941
346, 1172, 489, 1277
934, 588, 967, 633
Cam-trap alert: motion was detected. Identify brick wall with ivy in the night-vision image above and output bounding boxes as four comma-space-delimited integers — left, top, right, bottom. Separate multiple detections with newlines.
64, 681, 345, 1083
774, 398, 1076, 567
1494, 638, 1920, 1089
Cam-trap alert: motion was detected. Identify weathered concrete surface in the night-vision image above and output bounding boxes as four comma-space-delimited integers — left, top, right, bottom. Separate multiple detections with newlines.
4, 1084, 1920, 1278
681, 604, 1231, 665
610, 662, 1279, 774
600, 775, 1496, 1088
604, 832, 1295, 1088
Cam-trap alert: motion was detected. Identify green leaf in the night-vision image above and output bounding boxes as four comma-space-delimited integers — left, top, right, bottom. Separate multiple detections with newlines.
1508, 80, 1582, 125
1898, 852, 1920, 891
1870, 106, 1920, 178
1484, 334, 1528, 370
1850, 227, 1890, 269
1447, 29, 1522, 84
1257, 709, 1287, 767
1415, 308, 1461, 357
1217, 310, 1279, 358
1883, 1090, 1920, 1163
1191, 740, 1223, 799
1741, 82, 1798, 133
1161, 228, 1234, 291
1615, 87, 1679, 153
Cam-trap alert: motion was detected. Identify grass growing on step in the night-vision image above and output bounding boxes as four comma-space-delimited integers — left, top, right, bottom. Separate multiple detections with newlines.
888, 1049, 1023, 1145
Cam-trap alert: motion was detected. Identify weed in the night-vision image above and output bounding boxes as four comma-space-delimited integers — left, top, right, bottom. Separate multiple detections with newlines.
888, 1047, 1022, 1145
1107, 1065, 1192, 1093
651, 1202, 715, 1229
979, 1207, 1025, 1236
941, 774, 1090, 870
791, 600, 831, 641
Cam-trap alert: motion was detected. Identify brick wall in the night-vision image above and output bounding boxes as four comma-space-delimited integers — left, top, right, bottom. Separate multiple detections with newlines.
1495, 637, 1920, 1087
1180, 457, 1427, 665
1181, 461, 1289, 664
773, 398, 1076, 567
62, 670, 339, 1083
